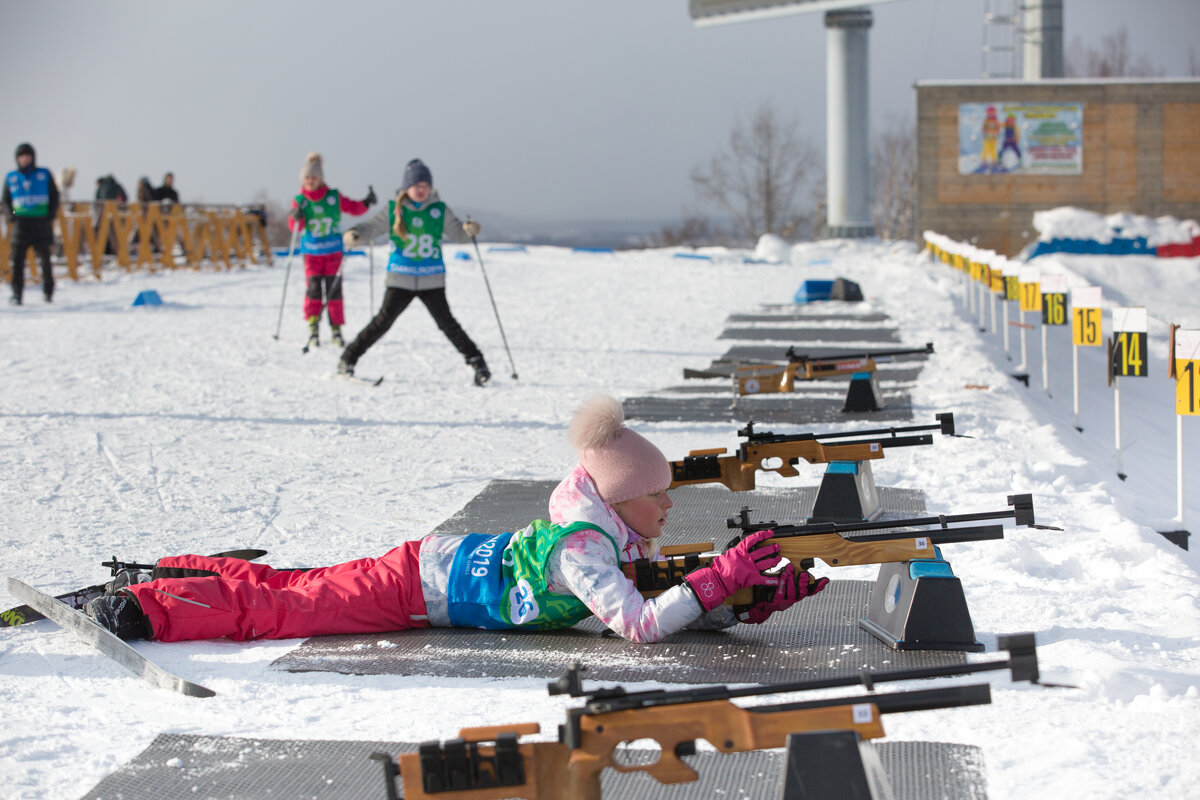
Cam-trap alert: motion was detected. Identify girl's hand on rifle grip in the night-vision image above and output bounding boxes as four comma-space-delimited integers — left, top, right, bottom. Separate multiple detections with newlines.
684, 530, 781, 611
738, 563, 830, 624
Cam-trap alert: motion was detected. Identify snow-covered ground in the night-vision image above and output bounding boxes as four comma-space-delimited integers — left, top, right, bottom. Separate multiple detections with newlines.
1, 239, 1198, 799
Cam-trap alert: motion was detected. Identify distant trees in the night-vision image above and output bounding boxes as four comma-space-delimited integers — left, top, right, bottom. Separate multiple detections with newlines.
1065, 26, 1163, 78
689, 103, 821, 244
251, 189, 291, 247
871, 116, 917, 242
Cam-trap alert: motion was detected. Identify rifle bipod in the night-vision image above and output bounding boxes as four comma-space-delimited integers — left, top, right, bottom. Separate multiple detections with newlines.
372, 635, 1042, 799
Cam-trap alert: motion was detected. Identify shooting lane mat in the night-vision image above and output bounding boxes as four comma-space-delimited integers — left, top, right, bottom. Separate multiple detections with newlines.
270, 480, 978, 685
621, 391, 916, 424
80, 733, 989, 800
718, 326, 901, 342
624, 305, 931, 423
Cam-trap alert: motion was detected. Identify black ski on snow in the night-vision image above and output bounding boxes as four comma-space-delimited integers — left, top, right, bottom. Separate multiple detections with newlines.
0, 548, 268, 628
6, 577, 216, 698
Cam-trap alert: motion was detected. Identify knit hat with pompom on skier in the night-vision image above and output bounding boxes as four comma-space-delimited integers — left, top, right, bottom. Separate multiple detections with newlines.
568, 395, 671, 505
299, 152, 323, 182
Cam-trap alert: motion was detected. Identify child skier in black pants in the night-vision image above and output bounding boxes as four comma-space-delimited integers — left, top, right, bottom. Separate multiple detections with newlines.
339, 159, 490, 386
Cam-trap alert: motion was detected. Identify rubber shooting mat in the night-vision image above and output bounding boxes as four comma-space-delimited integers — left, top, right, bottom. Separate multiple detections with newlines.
718, 326, 901, 343
80, 733, 989, 800
420, 480, 929, 545
621, 392, 915, 424
726, 311, 890, 323
270, 481, 962, 685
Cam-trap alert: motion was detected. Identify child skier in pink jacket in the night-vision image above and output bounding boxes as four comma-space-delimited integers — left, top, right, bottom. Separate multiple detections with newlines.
86, 396, 827, 642
287, 152, 375, 349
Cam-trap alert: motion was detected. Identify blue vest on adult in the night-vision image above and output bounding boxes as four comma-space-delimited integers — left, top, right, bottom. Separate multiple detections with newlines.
5, 168, 52, 218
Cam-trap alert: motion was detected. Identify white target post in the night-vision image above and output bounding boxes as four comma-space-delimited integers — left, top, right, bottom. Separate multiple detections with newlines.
988, 259, 1006, 337
1171, 328, 1200, 540
1070, 286, 1103, 431
1002, 266, 1019, 358
1110, 307, 1148, 481
974, 254, 990, 332
1040, 273, 1068, 396
1013, 263, 1040, 383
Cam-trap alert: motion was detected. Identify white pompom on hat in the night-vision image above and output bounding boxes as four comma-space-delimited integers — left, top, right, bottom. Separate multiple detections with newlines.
299, 152, 323, 182
569, 394, 671, 504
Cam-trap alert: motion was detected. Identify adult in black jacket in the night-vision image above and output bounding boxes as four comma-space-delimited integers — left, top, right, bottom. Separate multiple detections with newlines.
2, 143, 59, 304
155, 172, 179, 204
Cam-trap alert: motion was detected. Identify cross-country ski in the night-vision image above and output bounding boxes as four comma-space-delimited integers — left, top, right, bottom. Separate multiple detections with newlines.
6, 578, 216, 698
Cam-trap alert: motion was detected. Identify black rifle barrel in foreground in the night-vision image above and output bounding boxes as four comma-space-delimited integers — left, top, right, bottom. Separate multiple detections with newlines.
550, 633, 1039, 716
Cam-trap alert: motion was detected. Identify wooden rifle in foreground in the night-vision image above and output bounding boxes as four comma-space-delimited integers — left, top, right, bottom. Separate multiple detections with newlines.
669, 413, 959, 491
371, 634, 1041, 799
623, 494, 1059, 609
735, 342, 934, 396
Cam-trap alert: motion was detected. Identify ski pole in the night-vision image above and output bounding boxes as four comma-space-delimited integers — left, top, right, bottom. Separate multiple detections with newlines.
368, 233, 375, 310
271, 227, 300, 340
469, 226, 518, 380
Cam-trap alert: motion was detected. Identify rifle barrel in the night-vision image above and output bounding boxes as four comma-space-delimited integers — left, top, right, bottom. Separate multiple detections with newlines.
762, 683, 992, 716
787, 343, 934, 364
729, 494, 1034, 538
846, 523, 1005, 545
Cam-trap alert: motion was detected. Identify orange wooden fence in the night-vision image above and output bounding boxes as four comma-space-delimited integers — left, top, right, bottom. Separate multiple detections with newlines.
1, 201, 273, 283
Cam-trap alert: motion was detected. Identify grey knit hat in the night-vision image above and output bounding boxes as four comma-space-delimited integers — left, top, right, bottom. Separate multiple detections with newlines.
401, 158, 432, 191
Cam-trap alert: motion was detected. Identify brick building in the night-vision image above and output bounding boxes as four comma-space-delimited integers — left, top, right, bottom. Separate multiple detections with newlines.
916, 78, 1200, 255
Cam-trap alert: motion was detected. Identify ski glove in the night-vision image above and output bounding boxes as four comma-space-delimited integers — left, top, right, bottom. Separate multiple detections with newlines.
738, 564, 830, 625
289, 203, 306, 223
363, 185, 377, 208
462, 219, 481, 238
343, 230, 361, 248
683, 529, 781, 612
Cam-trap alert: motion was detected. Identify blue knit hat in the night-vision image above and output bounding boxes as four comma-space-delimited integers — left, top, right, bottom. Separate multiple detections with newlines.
401, 159, 432, 191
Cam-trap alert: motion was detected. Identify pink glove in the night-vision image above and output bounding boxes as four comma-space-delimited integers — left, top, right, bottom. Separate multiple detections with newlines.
738, 564, 830, 624
684, 529, 782, 612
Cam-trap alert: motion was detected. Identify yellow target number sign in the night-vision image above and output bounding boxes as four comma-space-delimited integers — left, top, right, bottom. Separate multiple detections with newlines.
1177, 330, 1200, 416
1071, 287, 1102, 346
1111, 308, 1148, 379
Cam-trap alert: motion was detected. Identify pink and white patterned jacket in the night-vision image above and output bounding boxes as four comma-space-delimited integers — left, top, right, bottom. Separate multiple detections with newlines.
544, 464, 735, 642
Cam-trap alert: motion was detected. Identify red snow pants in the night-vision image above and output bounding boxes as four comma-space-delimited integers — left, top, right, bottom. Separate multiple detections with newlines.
126, 541, 429, 642
303, 252, 345, 325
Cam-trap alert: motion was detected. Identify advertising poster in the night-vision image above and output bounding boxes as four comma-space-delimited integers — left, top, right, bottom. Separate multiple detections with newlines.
958, 102, 1083, 175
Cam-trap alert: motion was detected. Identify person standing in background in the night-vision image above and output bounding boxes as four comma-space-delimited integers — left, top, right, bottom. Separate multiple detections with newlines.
287, 153, 375, 349
2, 143, 59, 305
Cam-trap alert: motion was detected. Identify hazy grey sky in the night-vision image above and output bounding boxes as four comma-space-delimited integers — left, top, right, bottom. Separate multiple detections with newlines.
2, 0, 1196, 227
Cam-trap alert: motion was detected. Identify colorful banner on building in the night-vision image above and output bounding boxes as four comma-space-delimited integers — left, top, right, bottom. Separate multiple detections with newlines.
958, 102, 1083, 175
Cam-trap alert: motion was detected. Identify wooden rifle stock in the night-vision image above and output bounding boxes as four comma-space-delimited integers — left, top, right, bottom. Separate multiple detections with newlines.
669, 414, 953, 491
383, 636, 1036, 799
734, 342, 934, 395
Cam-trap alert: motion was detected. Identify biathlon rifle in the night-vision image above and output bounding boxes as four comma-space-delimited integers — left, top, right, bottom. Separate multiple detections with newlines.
735, 342, 934, 395
623, 494, 1059, 609
372, 634, 1041, 800
670, 412, 960, 491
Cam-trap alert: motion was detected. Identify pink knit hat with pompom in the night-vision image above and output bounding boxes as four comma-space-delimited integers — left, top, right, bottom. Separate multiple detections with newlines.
569, 395, 671, 504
